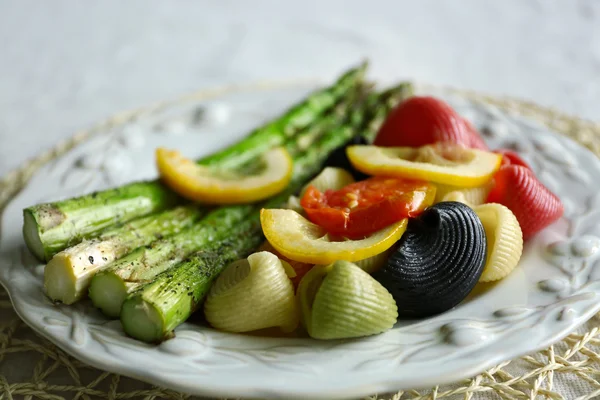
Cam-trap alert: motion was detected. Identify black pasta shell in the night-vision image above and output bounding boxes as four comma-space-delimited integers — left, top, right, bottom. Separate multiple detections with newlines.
322, 135, 370, 181
373, 201, 487, 318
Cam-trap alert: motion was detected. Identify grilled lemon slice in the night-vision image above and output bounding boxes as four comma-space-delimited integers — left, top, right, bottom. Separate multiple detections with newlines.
156, 147, 292, 204
260, 208, 407, 265
346, 144, 501, 187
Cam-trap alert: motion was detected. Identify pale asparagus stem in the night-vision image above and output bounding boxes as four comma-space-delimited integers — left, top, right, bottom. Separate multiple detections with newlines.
44, 205, 204, 304
23, 63, 369, 261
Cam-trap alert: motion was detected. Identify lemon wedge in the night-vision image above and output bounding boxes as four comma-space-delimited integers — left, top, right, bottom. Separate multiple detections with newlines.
260, 208, 407, 265
156, 147, 293, 204
346, 144, 501, 187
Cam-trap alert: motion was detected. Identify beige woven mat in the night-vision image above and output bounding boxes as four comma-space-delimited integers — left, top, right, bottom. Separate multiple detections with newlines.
1, 83, 600, 400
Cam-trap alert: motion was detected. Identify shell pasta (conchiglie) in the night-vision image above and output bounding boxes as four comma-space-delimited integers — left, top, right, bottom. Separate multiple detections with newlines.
204, 251, 299, 333
353, 248, 393, 274
475, 203, 523, 282
441, 191, 471, 206
297, 261, 397, 339
435, 182, 492, 206
300, 167, 355, 196
257, 241, 314, 289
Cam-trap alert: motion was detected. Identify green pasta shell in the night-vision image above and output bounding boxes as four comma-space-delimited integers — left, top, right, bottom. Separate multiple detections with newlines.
204, 251, 299, 333
298, 260, 397, 340
475, 203, 523, 282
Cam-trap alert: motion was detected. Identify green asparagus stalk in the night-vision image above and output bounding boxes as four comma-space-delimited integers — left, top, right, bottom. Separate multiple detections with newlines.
88, 205, 254, 316
201, 61, 368, 168
364, 82, 413, 142
120, 219, 263, 343
43, 205, 205, 304
23, 183, 183, 262
119, 85, 411, 343
23, 63, 368, 262
87, 87, 370, 317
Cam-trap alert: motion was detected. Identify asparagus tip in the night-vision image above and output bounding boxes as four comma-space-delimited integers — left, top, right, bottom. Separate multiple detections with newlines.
383, 82, 415, 103
358, 58, 369, 71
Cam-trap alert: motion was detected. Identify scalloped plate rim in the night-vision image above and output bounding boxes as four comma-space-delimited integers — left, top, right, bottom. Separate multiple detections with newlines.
1, 81, 599, 399
3, 282, 598, 399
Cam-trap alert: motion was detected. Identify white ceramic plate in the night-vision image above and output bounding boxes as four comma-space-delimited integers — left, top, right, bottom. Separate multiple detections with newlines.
1, 83, 599, 400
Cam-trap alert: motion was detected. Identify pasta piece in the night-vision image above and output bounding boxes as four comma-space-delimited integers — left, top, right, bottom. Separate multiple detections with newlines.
204, 251, 299, 333
353, 248, 394, 274
435, 181, 492, 206
475, 203, 523, 282
373, 202, 486, 317
257, 241, 313, 289
441, 191, 472, 206
285, 195, 304, 214
297, 260, 397, 339
300, 167, 355, 196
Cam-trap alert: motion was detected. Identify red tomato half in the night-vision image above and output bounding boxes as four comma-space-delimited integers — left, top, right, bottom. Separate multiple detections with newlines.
300, 177, 436, 238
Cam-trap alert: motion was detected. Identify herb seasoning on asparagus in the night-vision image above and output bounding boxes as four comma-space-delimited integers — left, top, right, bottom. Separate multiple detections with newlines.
44, 205, 205, 304
88, 86, 371, 317
23, 63, 368, 261
119, 84, 412, 342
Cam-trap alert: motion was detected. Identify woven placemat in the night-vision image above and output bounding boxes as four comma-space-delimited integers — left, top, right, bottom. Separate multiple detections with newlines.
1, 82, 600, 400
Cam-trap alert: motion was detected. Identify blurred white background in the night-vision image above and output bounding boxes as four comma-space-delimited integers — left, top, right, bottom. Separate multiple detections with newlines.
1, 0, 599, 177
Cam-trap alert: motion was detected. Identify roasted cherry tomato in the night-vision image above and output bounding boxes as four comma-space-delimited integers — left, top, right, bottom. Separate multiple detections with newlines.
300, 177, 436, 238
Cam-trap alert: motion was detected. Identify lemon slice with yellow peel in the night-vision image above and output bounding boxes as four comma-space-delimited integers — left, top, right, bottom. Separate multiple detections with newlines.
156, 147, 293, 204
346, 144, 502, 187
260, 208, 407, 265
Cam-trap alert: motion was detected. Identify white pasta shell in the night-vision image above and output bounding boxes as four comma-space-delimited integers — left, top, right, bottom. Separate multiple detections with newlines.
285, 195, 304, 214
353, 248, 393, 274
300, 167, 355, 196
435, 181, 492, 206
440, 191, 472, 206
475, 203, 523, 282
204, 251, 298, 333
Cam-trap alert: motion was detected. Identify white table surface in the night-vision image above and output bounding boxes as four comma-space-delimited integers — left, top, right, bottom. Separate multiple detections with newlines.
1, 0, 599, 179
1, 1, 600, 398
